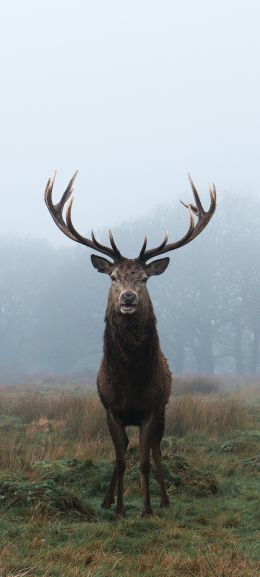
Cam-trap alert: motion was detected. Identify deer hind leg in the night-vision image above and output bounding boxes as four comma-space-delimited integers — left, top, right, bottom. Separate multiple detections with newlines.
104, 411, 128, 518
151, 414, 170, 508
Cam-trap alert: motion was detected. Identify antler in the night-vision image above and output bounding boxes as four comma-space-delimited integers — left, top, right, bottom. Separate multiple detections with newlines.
138, 175, 216, 262
44, 171, 122, 262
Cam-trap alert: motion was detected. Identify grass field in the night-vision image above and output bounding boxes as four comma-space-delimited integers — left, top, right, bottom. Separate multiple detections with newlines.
0, 382, 259, 577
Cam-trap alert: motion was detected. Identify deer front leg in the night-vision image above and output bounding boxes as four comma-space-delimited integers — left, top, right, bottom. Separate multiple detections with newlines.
139, 421, 153, 517
102, 426, 129, 509
105, 411, 128, 518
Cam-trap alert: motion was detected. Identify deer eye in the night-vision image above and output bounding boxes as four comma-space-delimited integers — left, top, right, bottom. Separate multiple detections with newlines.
111, 274, 117, 281
141, 275, 148, 283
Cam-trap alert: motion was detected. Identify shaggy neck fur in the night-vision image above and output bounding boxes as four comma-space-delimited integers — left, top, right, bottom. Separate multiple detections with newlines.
104, 293, 160, 368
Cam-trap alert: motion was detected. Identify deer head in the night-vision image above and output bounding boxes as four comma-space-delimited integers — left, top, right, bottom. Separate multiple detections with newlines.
45, 172, 216, 316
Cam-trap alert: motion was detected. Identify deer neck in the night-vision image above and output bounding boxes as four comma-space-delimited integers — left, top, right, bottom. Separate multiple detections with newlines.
104, 298, 159, 363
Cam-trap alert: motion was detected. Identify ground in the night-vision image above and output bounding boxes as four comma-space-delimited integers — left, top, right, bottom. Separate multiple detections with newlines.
0, 384, 259, 577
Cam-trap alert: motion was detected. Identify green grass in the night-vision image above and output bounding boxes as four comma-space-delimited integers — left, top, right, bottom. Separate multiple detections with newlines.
0, 391, 259, 576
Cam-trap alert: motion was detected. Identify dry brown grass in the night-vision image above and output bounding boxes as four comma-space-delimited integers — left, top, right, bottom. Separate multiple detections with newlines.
234, 380, 260, 402
0, 429, 116, 472
0, 385, 258, 577
1, 391, 107, 439
0, 545, 258, 577
0, 386, 257, 474
135, 547, 259, 577
173, 374, 220, 395
0, 388, 257, 442
166, 394, 256, 436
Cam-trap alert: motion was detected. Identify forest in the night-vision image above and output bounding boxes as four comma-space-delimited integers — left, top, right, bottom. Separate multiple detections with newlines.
0, 190, 259, 383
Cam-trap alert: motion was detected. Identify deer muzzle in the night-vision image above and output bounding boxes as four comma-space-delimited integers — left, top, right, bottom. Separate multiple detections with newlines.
120, 291, 139, 314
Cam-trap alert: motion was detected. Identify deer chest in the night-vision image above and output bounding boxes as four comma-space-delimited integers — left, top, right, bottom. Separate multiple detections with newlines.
98, 379, 164, 426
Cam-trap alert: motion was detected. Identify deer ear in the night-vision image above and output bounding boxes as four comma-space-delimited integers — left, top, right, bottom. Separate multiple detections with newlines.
145, 257, 170, 276
91, 255, 114, 275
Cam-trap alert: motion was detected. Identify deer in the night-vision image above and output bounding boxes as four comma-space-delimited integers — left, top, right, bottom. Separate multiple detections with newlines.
45, 172, 216, 518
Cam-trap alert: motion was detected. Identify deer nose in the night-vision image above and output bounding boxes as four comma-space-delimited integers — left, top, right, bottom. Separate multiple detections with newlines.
121, 291, 138, 305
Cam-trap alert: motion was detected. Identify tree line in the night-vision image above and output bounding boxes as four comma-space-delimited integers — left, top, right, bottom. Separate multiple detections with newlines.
0, 191, 259, 382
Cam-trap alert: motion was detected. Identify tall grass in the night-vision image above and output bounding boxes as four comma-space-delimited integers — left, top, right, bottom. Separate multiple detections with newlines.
173, 374, 220, 395
0, 385, 258, 577
166, 394, 256, 436
0, 388, 257, 441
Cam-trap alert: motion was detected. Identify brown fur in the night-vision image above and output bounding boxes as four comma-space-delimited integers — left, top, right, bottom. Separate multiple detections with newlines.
45, 172, 216, 517
96, 259, 172, 517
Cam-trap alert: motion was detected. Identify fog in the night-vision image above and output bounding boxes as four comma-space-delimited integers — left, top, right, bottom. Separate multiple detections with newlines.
1, 191, 260, 382
0, 0, 260, 244
0, 1, 259, 381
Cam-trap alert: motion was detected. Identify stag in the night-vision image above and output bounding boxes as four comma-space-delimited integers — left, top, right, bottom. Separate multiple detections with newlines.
45, 172, 216, 517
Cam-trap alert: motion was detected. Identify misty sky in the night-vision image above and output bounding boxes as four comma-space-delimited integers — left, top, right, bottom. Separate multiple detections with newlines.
0, 0, 259, 246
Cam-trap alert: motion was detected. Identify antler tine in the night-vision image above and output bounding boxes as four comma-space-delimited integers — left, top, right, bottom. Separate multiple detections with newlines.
65, 202, 121, 261
139, 236, 148, 259
209, 183, 217, 206
138, 231, 170, 262
138, 176, 216, 262
45, 171, 124, 262
109, 229, 123, 260
180, 200, 199, 215
44, 171, 56, 209
58, 171, 78, 209
45, 171, 78, 242
188, 173, 205, 215
90, 230, 121, 261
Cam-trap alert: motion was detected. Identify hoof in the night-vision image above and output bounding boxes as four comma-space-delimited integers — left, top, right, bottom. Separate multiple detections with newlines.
141, 508, 153, 517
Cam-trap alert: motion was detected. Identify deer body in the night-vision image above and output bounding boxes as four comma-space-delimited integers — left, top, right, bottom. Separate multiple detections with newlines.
98, 278, 171, 427
45, 172, 216, 517
93, 258, 172, 516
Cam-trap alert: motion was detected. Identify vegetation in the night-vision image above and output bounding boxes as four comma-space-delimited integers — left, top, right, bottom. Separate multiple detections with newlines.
0, 383, 259, 576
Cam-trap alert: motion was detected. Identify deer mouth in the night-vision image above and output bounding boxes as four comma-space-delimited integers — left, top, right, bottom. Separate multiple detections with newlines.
120, 304, 137, 315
